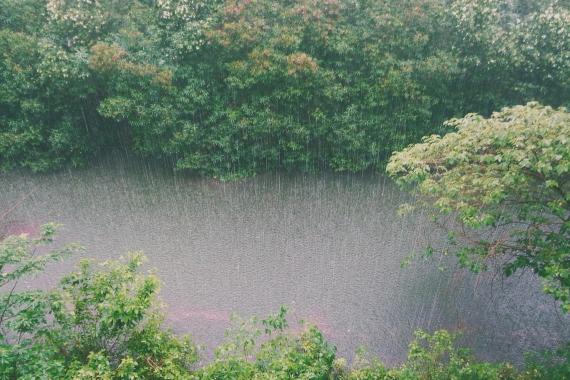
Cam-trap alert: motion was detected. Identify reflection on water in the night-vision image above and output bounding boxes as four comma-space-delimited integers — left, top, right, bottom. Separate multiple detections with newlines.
0, 152, 568, 363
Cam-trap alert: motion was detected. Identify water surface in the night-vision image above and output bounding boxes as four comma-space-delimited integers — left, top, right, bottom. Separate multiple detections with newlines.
1, 153, 568, 363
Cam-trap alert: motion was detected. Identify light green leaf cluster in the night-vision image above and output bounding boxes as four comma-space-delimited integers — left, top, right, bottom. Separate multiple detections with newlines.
388, 103, 570, 310
0, 226, 197, 379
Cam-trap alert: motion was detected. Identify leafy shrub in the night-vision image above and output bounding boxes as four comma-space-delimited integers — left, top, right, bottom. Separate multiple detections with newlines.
0, 226, 197, 379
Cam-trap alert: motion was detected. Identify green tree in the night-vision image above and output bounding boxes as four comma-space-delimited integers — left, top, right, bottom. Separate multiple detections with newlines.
387, 103, 570, 311
0, 29, 92, 172
444, 0, 570, 114
0, 225, 197, 379
0, 0, 47, 34
0, 223, 81, 379
2, 0, 570, 178
46, 0, 139, 48
196, 306, 337, 380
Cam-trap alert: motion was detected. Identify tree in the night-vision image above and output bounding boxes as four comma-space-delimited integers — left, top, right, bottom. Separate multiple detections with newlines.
196, 305, 338, 380
444, 0, 570, 114
1, 0, 570, 178
154, 0, 221, 61
0, 223, 81, 379
0, 225, 197, 379
0, 29, 91, 172
387, 102, 570, 311
46, 0, 139, 48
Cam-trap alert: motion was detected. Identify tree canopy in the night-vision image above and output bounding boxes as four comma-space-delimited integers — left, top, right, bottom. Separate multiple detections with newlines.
388, 103, 570, 311
1, 0, 569, 178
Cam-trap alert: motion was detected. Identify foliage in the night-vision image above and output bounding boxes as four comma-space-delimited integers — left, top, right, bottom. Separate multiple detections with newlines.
154, 0, 222, 60
0, 225, 197, 379
194, 305, 333, 379
195, 313, 523, 380
0, 223, 80, 379
1, 0, 569, 177
0, 0, 47, 34
0, 223, 79, 342
445, 0, 570, 114
387, 103, 570, 311
523, 342, 570, 380
0, 29, 91, 172
0, 226, 569, 378
46, 0, 138, 48
397, 330, 518, 379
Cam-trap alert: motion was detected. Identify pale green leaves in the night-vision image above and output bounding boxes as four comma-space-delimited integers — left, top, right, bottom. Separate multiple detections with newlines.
388, 103, 570, 310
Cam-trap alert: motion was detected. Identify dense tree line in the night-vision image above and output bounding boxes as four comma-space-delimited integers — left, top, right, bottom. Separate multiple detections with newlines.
1, 0, 568, 178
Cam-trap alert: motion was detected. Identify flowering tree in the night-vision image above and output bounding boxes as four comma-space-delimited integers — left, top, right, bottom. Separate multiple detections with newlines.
155, 0, 221, 60
445, 0, 570, 113
47, 0, 135, 47
509, 3, 570, 105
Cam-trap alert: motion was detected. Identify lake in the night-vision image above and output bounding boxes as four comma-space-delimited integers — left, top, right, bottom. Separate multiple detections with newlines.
1, 152, 568, 364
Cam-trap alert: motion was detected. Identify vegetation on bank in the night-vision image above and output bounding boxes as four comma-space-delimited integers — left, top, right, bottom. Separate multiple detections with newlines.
1, 0, 569, 178
1, 227, 569, 379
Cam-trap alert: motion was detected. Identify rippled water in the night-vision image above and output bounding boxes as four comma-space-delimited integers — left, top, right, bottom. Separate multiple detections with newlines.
1, 153, 568, 364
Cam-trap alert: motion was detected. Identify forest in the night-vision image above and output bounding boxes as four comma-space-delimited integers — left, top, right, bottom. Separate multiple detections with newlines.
1, 0, 569, 379
1, 0, 568, 178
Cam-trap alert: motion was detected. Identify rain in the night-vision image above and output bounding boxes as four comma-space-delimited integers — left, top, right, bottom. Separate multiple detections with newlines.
1, 151, 568, 364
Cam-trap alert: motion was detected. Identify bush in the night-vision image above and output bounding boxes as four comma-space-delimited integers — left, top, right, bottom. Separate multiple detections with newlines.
0, 226, 197, 379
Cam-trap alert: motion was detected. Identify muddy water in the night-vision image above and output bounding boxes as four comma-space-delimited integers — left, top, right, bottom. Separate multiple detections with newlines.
1, 153, 568, 363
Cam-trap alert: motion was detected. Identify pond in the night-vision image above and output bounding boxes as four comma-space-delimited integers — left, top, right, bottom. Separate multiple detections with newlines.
1, 152, 568, 364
